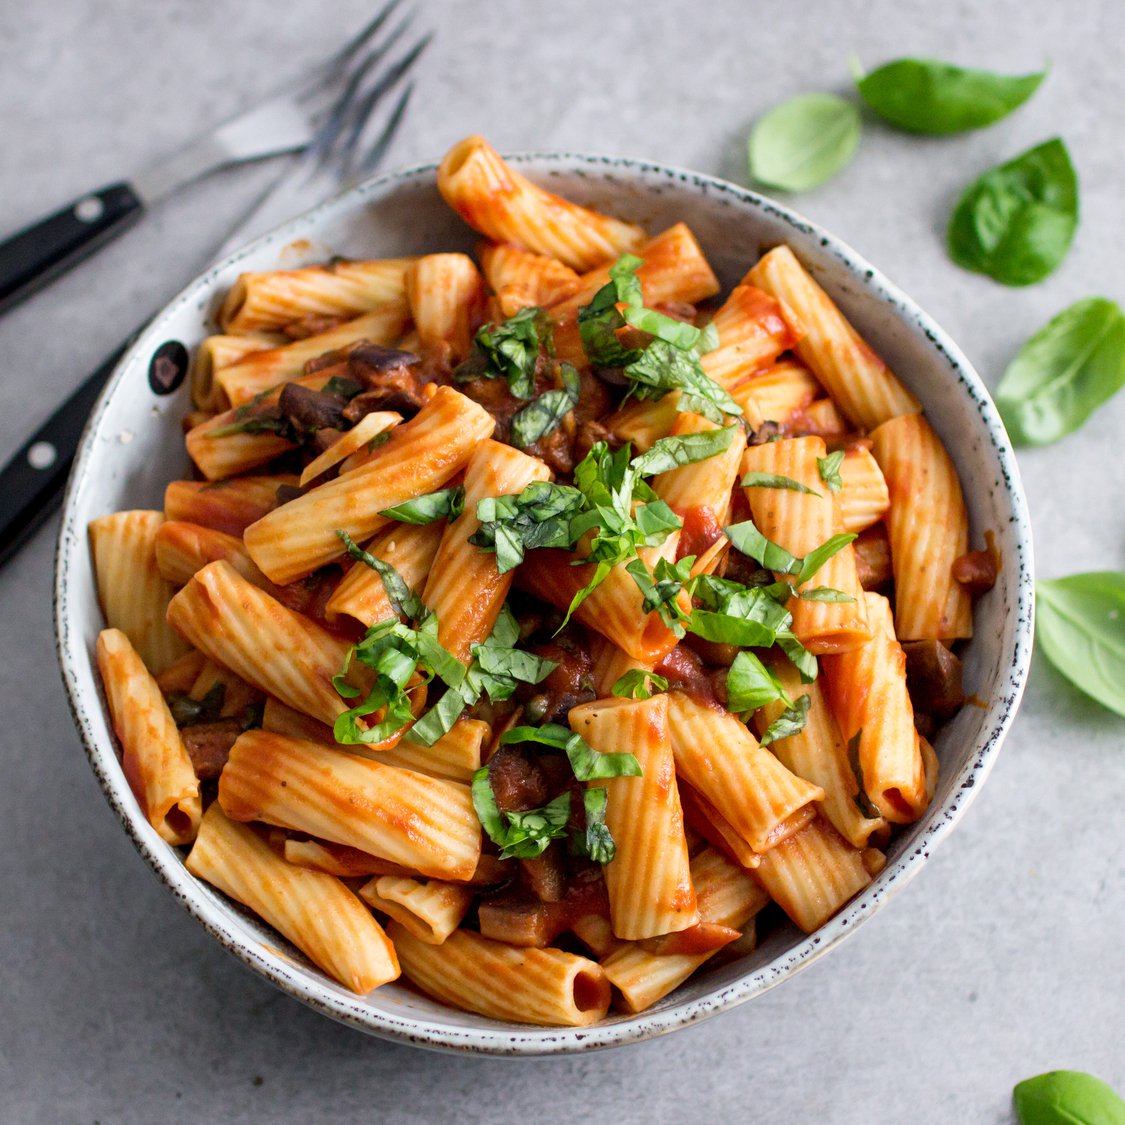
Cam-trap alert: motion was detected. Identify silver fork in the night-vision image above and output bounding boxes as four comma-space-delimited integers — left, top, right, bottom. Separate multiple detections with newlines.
0, 9, 430, 567
0, 0, 409, 315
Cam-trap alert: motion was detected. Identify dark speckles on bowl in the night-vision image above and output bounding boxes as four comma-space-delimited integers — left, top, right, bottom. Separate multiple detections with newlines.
53, 152, 1034, 1056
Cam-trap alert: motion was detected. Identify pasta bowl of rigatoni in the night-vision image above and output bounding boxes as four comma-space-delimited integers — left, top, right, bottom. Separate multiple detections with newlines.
55, 136, 1034, 1053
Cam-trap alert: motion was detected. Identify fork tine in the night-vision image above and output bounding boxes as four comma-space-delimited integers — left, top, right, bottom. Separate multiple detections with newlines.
305, 18, 415, 162
348, 82, 415, 181
318, 0, 406, 81
335, 35, 432, 176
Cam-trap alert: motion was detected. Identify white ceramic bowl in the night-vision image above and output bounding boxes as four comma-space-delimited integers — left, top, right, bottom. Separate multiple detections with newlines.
54, 153, 1034, 1055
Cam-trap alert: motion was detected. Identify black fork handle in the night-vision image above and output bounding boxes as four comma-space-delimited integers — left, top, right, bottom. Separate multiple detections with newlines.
0, 182, 143, 314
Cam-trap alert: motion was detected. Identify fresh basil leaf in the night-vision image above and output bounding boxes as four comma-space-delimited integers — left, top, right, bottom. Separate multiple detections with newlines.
510, 363, 582, 449
724, 519, 800, 575
748, 93, 861, 193
631, 427, 736, 476
336, 529, 423, 620
797, 533, 857, 583
696, 321, 720, 355
687, 582, 794, 648
623, 341, 742, 424
855, 58, 1046, 134
470, 306, 551, 399
332, 635, 420, 746
759, 693, 811, 746
576, 787, 616, 864
500, 723, 643, 781
817, 450, 845, 492
379, 486, 464, 525
1036, 571, 1125, 717
798, 586, 856, 603
996, 297, 1125, 446
610, 669, 670, 700
741, 471, 821, 497
727, 651, 789, 714
167, 681, 226, 727
947, 138, 1078, 287
1013, 1070, 1125, 1125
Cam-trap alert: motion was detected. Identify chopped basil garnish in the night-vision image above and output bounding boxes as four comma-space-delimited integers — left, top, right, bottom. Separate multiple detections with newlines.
625, 555, 694, 636
465, 306, 552, 399
846, 730, 883, 819
741, 471, 821, 497
948, 138, 1078, 287
320, 375, 364, 400
470, 482, 584, 573
726, 651, 790, 714
471, 771, 571, 859
748, 93, 861, 193
816, 450, 845, 492
471, 432, 732, 625
379, 487, 464, 525
610, 669, 670, 700
797, 586, 855, 603
510, 363, 581, 449
577, 255, 739, 424
725, 519, 856, 585
337, 529, 422, 620
855, 58, 1046, 135
575, 788, 616, 863
759, 693, 811, 746
500, 722, 642, 781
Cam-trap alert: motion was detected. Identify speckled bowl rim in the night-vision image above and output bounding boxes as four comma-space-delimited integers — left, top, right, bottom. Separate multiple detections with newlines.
55, 151, 1035, 1056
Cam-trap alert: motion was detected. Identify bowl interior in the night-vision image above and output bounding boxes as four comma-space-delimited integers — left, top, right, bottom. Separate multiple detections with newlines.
55, 155, 1033, 1054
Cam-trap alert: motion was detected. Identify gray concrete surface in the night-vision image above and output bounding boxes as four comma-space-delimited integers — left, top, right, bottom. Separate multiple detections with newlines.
1, 1, 1122, 1121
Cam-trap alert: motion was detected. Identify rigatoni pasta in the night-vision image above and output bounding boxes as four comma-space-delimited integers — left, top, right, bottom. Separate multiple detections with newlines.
89, 135, 994, 1021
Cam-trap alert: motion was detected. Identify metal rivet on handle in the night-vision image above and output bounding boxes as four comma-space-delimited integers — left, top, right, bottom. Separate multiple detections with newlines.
27, 441, 57, 470
74, 197, 105, 223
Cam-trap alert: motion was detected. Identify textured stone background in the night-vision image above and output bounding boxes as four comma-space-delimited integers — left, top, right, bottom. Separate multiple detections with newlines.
1, 1, 1122, 1121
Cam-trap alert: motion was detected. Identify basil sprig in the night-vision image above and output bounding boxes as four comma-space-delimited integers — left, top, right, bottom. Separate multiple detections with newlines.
947, 138, 1078, 287
1013, 1070, 1125, 1125
748, 93, 861, 192
855, 58, 1046, 134
996, 297, 1125, 446
510, 363, 582, 449
1036, 571, 1125, 717
379, 487, 464, 525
